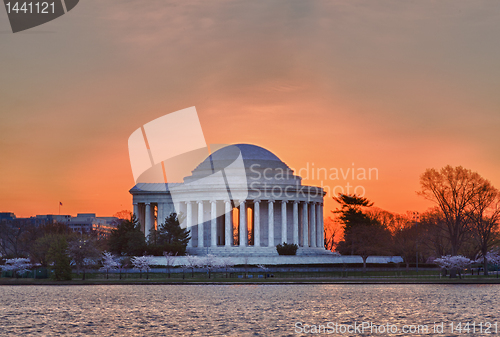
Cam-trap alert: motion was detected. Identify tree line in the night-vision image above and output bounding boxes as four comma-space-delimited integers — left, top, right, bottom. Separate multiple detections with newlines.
0, 212, 190, 280
328, 165, 500, 276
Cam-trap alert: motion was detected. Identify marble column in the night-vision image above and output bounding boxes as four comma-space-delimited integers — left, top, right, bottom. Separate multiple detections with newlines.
302, 202, 308, 247
198, 201, 204, 248
145, 202, 152, 239
211, 200, 217, 247
239, 200, 247, 247
318, 203, 324, 248
268, 200, 274, 247
254, 200, 260, 247
186, 201, 193, 247
293, 201, 299, 245
310, 202, 316, 248
133, 203, 139, 220
177, 202, 186, 229
224, 200, 232, 247
174, 202, 181, 217
281, 200, 287, 243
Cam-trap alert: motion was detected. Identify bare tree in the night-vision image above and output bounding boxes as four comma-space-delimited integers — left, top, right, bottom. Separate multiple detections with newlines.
418, 166, 493, 258
418, 208, 451, 259
468, 188, 500, 275
68, 237, 100, 280
323, 217, 341, 252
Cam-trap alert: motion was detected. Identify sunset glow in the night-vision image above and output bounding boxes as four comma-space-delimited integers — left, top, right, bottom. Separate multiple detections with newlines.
1, 1, 499, 219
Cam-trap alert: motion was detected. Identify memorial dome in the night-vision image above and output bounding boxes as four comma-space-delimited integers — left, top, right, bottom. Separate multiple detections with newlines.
187, 144, 299, 184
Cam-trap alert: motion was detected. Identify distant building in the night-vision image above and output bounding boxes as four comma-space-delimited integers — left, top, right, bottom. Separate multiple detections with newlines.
2, 213, 118, 237
34, 214, 71, 224
67, 213, 119, 238
0, 212, 16, 221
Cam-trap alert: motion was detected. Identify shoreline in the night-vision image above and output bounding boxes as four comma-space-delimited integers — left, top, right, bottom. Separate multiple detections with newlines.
2, 278, 500, 286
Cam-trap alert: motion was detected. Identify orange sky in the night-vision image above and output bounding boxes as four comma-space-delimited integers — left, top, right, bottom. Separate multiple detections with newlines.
1, 1, 500, 218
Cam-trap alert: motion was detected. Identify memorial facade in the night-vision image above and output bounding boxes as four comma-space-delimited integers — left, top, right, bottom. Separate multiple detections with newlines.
130, 144, 329, 256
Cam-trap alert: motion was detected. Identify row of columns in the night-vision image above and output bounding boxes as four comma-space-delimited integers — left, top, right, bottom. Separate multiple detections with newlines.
134, 199, 324, 249
182, 199, 324, 248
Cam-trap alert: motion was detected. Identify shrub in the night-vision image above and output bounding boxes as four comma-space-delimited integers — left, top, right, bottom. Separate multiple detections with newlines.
276, 242, 298, 255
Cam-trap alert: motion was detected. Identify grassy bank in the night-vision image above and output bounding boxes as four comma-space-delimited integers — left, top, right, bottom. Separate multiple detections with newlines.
2, 269, 500, 285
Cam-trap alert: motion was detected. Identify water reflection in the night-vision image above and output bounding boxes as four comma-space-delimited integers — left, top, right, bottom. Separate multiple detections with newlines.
0, 284, 499, 336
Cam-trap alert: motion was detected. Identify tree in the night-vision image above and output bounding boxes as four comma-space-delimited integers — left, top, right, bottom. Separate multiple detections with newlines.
434, 255, 471, 279
468, 188, 500, 275
418, 166, 493, 256
185, 255, 200, 278
276, 242, 298, 255
68, 237, 101, 280
418, 208, 450, 259
30, 234, 63, 268
480, 251, 500, 278
392, 220, 417, 271
1, 258, 32, 278
131, 255, 153, 279
323, 217, 341, 252
419, 166, 497, 277
219, 257, 234, 278
108, 215, 146, 256
163, 251, 176, 278
202, 254, 220, 279
113, 210, 132, 220
150, 213, 190, 255
47, 236, 72, 281
100, 252, 119, 279
333, 194, 392, 272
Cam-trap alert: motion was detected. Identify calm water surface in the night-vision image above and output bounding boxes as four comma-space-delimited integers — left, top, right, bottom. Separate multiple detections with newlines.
0, 284, 499, 336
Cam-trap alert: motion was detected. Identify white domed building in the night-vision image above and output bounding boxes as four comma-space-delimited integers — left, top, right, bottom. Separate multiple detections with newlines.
130, 144, 330, 257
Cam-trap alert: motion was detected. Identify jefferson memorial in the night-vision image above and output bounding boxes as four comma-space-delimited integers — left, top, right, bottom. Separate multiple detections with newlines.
130, 144, 330, 256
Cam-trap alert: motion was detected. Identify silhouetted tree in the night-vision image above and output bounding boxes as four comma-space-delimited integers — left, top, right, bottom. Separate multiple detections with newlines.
419, 166, 497, 277
108, 215, 146, 256
468, 188, 500, 275
333, 194, 392, 272
47, 236, 72, 281
148, 213, 190, 255
68, 236, 101, 280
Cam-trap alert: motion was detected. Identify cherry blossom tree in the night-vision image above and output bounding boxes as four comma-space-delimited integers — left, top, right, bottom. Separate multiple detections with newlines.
219, 257, 234, 278
257, 264, 269, 279
201, 254, 220, 279
1, 258, 32, 278
185, 255, 200, 278
131, 255, 153, 279
434, 255, 471, 279
100, 252, 119, 279
475, 250, 500, 278
163, 251, 177, 278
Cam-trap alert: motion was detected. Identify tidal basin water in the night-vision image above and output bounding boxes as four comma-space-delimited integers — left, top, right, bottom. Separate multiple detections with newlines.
1, 284, 499, 336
